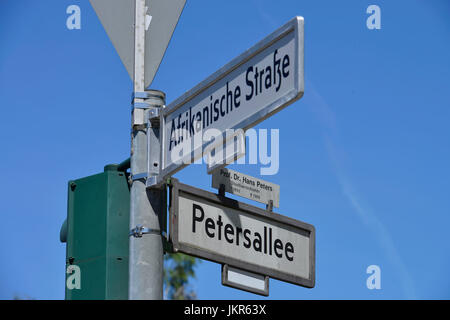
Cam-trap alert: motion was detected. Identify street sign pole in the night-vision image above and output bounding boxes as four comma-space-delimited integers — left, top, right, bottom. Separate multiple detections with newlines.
89, 0, 185, 300
129, 0, 164, 300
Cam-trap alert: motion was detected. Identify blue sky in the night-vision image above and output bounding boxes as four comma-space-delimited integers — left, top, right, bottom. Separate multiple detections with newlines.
1, 0, 449, 300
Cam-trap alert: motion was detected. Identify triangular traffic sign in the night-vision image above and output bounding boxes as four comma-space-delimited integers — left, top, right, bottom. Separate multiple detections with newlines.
90, 0, 186, 89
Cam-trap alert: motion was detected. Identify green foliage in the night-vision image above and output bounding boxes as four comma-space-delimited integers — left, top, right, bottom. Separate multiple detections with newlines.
163, 253, 200, 300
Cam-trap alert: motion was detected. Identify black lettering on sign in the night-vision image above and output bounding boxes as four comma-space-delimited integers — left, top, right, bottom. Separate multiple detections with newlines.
192, 204, 204, 233
190, 204, 296, 262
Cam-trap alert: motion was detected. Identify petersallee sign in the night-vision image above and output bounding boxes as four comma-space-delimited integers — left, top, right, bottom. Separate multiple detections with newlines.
170, 179, 315, 288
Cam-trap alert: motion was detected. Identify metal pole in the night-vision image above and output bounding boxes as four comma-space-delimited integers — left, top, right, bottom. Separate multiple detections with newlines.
129, 0, 164, 300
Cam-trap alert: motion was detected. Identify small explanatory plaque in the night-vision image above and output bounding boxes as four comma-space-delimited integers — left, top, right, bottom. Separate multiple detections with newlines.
212, 168, 280, 208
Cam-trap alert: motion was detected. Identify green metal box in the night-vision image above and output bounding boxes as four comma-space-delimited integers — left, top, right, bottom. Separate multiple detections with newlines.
62, 164, 130, 300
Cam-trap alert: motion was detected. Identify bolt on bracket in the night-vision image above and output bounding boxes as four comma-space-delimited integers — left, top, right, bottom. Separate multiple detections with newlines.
129, 224, 161, 238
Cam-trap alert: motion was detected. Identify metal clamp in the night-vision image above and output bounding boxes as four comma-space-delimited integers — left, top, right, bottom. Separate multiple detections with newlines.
131, 90, 165, 127
131, 91, 150, 101
132, 102, 164, 112
132, 101, 152, 110
131, 91, 165, 102
148, 107, 160, 128
266, 200, 274, 213
129, 225, 160, 238
131, 91, 166, 110
132, 123, 148, 132
146, 176, 158, 187
218, 184, 226, 196
131, 172, 148, 181
148, 107, 160, 119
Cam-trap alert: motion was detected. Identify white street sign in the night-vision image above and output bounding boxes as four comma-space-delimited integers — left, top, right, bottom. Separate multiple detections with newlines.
89, 0, 186, 88
222, 265, 269, 296
160, 17, 304, 182
212, 168, 280, 208
169, 179, 315, 288
205, 131, 246, 174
